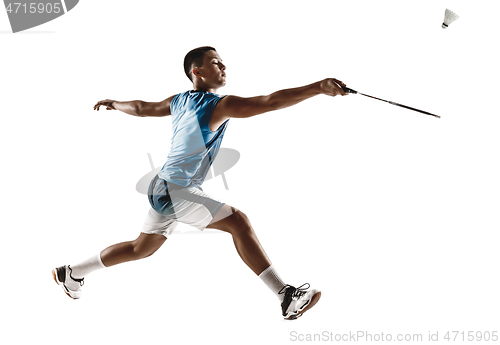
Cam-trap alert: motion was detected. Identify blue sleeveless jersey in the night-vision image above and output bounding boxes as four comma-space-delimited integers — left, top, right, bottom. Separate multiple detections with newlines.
158, 90, 229, 188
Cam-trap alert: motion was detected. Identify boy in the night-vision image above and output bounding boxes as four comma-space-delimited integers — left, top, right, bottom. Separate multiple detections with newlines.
53, 46, 349, 320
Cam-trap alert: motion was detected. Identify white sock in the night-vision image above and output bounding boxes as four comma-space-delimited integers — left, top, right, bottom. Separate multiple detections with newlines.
259, 265, 287, 302
70, 254, 106, 279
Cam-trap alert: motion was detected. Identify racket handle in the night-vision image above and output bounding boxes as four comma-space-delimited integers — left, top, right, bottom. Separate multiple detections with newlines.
341, 86, 357, 94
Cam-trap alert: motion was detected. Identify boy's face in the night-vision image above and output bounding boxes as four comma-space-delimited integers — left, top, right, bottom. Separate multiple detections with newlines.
194, 50, 226, 89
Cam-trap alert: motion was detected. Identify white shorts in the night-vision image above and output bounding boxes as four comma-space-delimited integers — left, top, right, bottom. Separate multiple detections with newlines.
142, 174, 225, 237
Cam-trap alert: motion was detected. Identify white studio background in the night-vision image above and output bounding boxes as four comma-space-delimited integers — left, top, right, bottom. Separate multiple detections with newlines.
1, 1, 499, 344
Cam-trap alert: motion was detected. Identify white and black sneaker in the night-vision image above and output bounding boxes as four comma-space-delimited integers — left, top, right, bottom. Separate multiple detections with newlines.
279, 283, 321, 320
52, 265, 84, 299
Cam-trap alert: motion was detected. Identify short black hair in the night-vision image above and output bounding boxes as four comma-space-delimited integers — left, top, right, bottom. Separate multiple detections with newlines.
183, 46, 217, 82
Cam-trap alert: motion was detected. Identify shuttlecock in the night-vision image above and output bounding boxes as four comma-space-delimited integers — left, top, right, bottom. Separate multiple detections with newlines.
442, 8, 459, 29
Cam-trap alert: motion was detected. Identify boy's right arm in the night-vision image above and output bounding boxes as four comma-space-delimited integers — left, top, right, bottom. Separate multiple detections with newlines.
210, 78, 348, 130
93, 95, 175, 117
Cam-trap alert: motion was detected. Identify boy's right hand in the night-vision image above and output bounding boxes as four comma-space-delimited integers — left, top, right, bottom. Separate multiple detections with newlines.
319, 78, 349, 97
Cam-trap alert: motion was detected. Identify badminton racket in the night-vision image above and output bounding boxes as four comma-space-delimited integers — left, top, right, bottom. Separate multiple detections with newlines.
341, 86, 440, 118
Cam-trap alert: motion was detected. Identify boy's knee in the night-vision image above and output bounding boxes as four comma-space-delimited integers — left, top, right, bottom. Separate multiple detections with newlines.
231, 210, 253, 235
132, 243, 157, 259
131, 235, 164, 259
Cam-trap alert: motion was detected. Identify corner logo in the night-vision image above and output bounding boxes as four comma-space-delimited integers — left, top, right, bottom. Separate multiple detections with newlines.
3, 0, 79, 33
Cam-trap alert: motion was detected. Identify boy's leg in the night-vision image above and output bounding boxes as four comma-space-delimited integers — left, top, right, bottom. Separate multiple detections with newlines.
100, 232, 167, 267
68, 232, 167, 278
53, 233, 167, 299
54, 206, 176, 299
55, 172, 173, 299
206, 205, 271, 275
206, 204, 321, 319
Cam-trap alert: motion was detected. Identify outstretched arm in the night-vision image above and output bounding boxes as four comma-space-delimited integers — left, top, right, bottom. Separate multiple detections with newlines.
210, 78, 348, 129
93, 95, 175, 117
